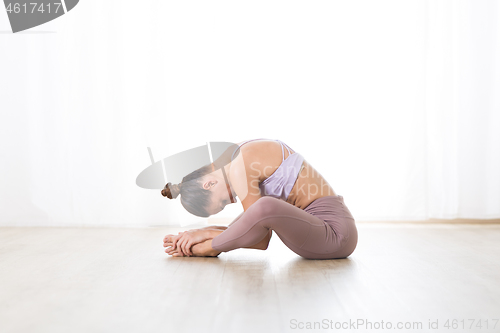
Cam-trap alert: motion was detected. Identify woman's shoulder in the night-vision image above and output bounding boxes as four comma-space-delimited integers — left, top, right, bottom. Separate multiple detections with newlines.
229, 145, 262, 181
228, 140, 271, 200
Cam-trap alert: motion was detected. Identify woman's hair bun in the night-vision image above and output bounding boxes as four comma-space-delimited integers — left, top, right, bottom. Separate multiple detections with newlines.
161, 182, 181, 199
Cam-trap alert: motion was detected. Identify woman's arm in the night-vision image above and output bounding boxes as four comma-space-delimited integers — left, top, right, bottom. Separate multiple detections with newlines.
197, 208, 245, 232
199, 225, 228, 231
178, 230, 271, 257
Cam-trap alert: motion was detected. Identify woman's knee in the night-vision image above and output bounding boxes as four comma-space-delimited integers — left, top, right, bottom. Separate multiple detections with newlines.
246, 196, 281, 221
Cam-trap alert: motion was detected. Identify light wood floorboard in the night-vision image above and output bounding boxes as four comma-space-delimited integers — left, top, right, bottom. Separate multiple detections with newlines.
1, 224, 499, 333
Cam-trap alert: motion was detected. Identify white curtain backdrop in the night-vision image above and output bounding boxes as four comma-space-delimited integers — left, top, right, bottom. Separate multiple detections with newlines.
1, 0, 499, 227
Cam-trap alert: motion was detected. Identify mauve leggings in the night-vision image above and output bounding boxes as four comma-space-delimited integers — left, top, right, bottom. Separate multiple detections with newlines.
211, 195, 358, 259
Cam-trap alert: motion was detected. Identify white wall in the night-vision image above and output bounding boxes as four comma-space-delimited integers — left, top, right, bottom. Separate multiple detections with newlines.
1, 0, 499, 226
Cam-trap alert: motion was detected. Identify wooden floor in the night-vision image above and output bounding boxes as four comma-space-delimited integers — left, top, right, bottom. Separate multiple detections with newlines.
1, 223, 499, 333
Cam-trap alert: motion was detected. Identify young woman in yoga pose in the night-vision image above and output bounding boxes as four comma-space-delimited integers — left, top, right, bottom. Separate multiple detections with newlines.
162, 139, 358, 259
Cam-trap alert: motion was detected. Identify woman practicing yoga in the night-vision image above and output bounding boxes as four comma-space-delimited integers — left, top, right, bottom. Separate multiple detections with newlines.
162, 138, 358, 259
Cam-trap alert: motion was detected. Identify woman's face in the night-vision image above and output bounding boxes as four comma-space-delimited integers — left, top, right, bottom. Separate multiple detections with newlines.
202, 170, 234, 216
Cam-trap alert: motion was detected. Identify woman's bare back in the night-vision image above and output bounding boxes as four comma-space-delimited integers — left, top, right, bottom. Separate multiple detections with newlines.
229, 139, 336, 210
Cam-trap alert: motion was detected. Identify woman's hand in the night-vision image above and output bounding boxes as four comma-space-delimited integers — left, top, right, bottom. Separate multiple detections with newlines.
163, 229, 211, 256
176, 229, 212, 256
163, 232, 184, 256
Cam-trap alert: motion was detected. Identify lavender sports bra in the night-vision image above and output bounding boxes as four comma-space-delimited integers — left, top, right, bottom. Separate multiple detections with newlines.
231, 138, 305, 201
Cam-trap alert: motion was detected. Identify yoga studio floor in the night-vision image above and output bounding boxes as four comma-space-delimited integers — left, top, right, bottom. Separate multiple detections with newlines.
1, 223, 499, 333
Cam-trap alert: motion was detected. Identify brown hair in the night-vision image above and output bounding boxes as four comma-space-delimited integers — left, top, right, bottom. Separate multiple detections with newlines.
160, 164, 214, 217
161, 182, 181, 199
